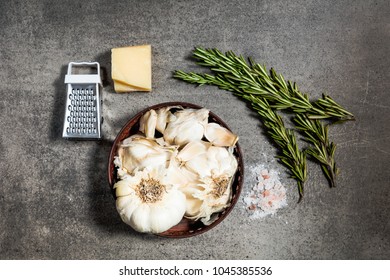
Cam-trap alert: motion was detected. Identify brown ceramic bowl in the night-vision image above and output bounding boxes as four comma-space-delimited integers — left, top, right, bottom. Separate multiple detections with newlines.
107, 102, 244, 238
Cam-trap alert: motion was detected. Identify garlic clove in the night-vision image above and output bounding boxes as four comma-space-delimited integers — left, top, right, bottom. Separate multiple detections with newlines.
174, 108, 209, 123
149, 190, 186, 233
118, 136, 176, 175
155, 106, 180, 133
113, 156, 130, 179
174, 122, 205, 147
166, 163, 191, 186
177, 140, 211, 163
166, 111, 177, 123
184, 198, 203, 218
116, 196, 134, 211
121, 146, 170, 174
155, 137, 171, 147
121, 134, 146, 146
163, 108, 209, 146
182, 145, 238, 184
114, 179, 134, 197
139, 109, 157, 139
181, 185, 205, 218
130, 203, 153, 233
148, 207, 175, 234
204, 122, 239, 147
207, 146, 238, 177
184, 153, 212, 178
116, 195, 141, 225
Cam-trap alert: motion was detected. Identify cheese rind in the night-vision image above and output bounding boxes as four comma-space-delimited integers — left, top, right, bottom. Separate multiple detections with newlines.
113, 79, 150, 92
111, 45, 152, 92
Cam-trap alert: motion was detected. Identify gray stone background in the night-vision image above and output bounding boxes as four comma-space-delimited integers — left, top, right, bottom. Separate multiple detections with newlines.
0, 0, 389, 259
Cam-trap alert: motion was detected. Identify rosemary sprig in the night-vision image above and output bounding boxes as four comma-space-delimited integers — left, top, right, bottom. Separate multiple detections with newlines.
174, 47, 354, 198
174, 70, 307, 200
247, 95, 307, 201
173, 69, 340, 189
293, 114, 338, 188
192, 47, 355, 121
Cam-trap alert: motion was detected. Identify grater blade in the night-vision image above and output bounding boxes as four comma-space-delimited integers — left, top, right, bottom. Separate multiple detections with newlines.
62, 62, 102, 139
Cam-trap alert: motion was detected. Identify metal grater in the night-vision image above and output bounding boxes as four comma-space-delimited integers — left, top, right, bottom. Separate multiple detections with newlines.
62, 62, 102, 139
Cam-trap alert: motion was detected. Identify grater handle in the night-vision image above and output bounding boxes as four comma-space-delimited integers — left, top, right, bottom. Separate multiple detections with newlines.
65, 62, 101, 84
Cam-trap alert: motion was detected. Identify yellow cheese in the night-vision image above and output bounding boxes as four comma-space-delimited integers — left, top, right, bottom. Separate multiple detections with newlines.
113, 79, 150, 92
111, 45, 152, 92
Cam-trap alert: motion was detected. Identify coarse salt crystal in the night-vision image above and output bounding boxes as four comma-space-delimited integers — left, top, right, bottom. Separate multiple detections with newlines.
244, 165, 287, 219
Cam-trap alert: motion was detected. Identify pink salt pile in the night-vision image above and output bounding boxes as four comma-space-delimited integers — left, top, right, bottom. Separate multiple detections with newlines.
243, 167, 287, 218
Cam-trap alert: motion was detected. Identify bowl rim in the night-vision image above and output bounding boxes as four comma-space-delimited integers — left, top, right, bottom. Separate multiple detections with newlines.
107, 101, 244, 238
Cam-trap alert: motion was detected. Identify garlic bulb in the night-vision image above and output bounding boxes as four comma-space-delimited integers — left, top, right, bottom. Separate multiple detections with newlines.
184, 176, 233, 225
163, 108, 209, 146
181, 145, 238, 224
115, 167, 186, 233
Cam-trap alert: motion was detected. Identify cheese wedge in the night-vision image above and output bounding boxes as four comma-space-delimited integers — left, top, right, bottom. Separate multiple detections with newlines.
111, 45, 152, 92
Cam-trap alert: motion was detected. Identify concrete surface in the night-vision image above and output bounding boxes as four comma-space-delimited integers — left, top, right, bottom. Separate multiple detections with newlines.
0, 0, 389, 260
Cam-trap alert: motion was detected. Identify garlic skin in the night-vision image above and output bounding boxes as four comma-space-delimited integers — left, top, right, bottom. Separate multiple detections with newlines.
117, 135, 177, 176
163, 108, 209, 147
205, 122, 239, 147
114, 167, 186, 233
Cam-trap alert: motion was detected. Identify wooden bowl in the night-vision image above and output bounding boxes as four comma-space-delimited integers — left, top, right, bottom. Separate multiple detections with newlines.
107, 102, 244, 238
